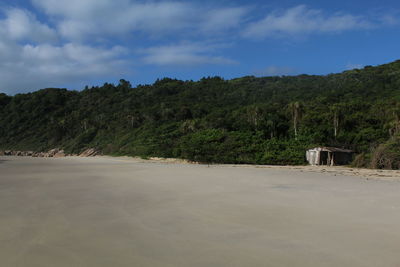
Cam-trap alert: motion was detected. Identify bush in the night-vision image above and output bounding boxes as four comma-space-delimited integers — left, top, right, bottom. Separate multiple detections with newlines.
178, 129, 227, 163
260, 138, 308, 165
351, 153, 370, 168
370, 136, 400, 169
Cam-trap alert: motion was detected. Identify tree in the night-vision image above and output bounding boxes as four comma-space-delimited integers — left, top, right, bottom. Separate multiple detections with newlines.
246, 105, 263, 130
388, 103, 400, 137
331, 104, 343, 139
119, 79, 132, 90
288, 101, 303, 139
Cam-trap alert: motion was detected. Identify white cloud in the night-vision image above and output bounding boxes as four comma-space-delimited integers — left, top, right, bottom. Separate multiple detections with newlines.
243, 5, 374, 39
141, 43, 236, 66
345, 63, 364, 70
379, 14, 399, 26
0, 1, 396, 94
31, 0, 190, 39
32, 0, 120, 17
201, 7, 250, 33
255, 66, 297, 76
0, 1, 246, 93
0, 8, 57, 43
32, 0, 248, 40
0, 41, 128, 94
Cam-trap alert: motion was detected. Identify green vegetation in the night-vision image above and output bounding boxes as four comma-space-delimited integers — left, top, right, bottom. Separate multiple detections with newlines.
1, 60, 400, 167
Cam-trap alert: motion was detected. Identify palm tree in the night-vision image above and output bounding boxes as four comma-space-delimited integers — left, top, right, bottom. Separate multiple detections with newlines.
126, 115, 134, 128
247, 105, 262, 130
331, 104, 342, 139
388, 102, 400, 138
288, 101, 303, 139
265, 114, 278, 139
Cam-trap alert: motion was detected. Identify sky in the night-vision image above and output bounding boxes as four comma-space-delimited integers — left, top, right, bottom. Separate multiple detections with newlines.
1, 0, 400, 95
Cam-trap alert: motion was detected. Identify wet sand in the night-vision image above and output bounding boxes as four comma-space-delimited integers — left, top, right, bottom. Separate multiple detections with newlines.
1, 156, 400, 267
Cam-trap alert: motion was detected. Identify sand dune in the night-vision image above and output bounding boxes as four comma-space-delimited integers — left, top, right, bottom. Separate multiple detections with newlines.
1, 156, 400, 266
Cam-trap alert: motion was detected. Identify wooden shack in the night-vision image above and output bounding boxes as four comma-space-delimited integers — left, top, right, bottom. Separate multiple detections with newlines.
306, 147, 354, 166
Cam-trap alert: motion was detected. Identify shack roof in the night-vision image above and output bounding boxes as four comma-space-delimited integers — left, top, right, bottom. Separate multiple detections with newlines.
308, 147, 354, 153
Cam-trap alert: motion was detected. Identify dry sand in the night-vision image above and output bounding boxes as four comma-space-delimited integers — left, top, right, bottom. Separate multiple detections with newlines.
1, 156, 400, 267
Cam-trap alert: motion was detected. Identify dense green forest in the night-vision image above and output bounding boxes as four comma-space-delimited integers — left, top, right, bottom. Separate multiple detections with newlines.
1, 60, 400, 168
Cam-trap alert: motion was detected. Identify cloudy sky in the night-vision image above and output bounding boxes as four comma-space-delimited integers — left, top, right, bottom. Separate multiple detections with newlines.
1, 0, 400, 94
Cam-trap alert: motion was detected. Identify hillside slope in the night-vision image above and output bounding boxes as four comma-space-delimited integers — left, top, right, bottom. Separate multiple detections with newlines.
1, 60, 400, 166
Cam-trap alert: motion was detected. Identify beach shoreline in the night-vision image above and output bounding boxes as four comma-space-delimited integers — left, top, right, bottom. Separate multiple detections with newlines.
3, 154, 400, 181
92, 155, 400, 181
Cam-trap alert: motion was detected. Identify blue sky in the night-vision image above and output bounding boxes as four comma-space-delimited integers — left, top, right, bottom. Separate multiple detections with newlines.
1, 0, 400, 94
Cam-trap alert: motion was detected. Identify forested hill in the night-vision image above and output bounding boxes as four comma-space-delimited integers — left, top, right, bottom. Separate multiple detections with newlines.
1, 60, 400, 167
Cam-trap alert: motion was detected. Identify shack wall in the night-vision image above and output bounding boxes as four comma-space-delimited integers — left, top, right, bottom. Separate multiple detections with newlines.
306, 147, 353, 166
333, 152, 353, 165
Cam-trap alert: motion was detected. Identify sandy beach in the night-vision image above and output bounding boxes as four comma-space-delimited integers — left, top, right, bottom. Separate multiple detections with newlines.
1, 156, 400, 266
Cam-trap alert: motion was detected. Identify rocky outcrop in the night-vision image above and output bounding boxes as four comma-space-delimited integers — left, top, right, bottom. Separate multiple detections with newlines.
1, 148, 99, 158
47, 148, 66, 157
54, 150, 66, 158
1, 150, 34, 156
79, 148, 100, 157
30, 149, 65, 158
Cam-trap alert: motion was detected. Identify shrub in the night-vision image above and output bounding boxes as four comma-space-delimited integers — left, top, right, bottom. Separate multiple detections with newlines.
370, 136, 400, 169
351, 153, 370, 168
